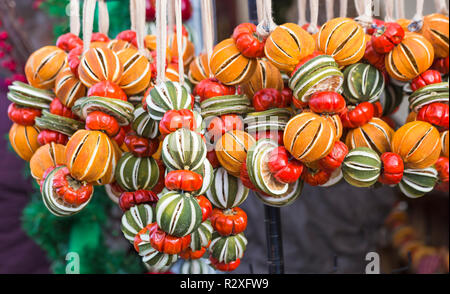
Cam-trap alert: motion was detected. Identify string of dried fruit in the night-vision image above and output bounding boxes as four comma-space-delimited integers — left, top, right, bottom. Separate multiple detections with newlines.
384, 202, 449, 273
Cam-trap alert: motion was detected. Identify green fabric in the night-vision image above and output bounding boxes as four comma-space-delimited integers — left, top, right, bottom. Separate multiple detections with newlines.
38, 0, 131, 41
21, 185, 145, 274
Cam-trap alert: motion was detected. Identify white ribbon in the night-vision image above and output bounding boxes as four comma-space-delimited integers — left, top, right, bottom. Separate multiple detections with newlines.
82, 0, 97, 53
385, 0, 394, 22
395, 0, 405, 19
326, 0, 334, 21
156, 0, 167, 85
130, 0, 136, 31
340, 0, 348, 17
175, 0, 184, 84
434, 0, 449, 15
200, 0, 214, 77
412, 0, 424, 22
256, 0, 277, 38
307, 0, 319, 34
297, 0, 307, 26
354, 0, 373, 29
135, 0, 147, 56
98, 0, 109, 36
70, 0, 80, 36
408, 0, 424, 31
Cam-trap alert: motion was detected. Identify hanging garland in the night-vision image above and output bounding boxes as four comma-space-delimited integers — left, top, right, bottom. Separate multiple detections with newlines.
4, 0, 449, 274
384, 201, 449, 273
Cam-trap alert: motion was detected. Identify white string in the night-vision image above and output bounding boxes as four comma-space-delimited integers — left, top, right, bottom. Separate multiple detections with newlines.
70, 0, 80, 36
354, 0, 364, 16
135, 0, 147, 56
395, 0, 405, 19
201, 0, 214, 77
175, 0, 184, 84
326, 0, 334, 21
412, 0, 424, 22
98, 0, 109, 36
130, 0, 136, 32
156, 0, 167, 85
434, 0, 449, 15
408, 0, 424, 31
256, 0, 264, 23
385, 0, 395, 22
297, 0, 307, 26
340, 0, 348, 17
82, 0, 97, 53
256, 0, 277, 38
168, 0, 175, 32
354, 0, 373, 29
307, 0, 319, 34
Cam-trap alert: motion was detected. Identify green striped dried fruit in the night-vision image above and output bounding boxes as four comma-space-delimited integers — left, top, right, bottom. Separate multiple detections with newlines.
72, 96, 135, 126
161, 128, 206, 171
289, 54, 343, 103
114, 152, 160, 192
342, 147, 381, 187
34, 110, 84, 136
155, 191, 202, 237
200, 95, 253, 118
342, 63, 385, 104
206, 167, 249, 210
399, 167, 438, 198
209, 232, 247, 264
408, 82, 449, 112
121, 204, 154, 243
189, 220, 213, 251
146, 81, 192, 121
179, 258, 216, 274
132, 105, 159, 139
7, 81, 54, 109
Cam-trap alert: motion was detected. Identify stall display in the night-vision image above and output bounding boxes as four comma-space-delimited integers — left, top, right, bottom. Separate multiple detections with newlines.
3, 0, 449, 274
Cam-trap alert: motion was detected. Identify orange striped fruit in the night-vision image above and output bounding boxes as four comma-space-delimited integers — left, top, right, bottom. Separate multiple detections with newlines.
144, 35, 157, 51
441, 130, 449, 158
188, 53, 211, 85
215, 130, 256, 177
283, 112, 336, 163
168, 33, 195, 69
317, 18, 366, 67
210, 38, 257, 85
25, 46, 67, 90
326, 114, 343, 141
9, 123, 40, 161
421, 13, 449, 58
117, 48, 151, 95
107, 39, 137, 53
385, 32, 434, 82
93, 140, 122, 186
240, 59, 283, 98
264, 23, 315, 72
54, 67, 87, 108
65, 129, 116, 182
391, 121, 441, 169
78, 47, 123, 88
406, 111, 417, 123
345, 118, 394, 154
29, 142, 65, 181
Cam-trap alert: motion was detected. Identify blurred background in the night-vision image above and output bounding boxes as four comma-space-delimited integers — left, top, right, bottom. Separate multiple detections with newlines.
0, 0, 448, 274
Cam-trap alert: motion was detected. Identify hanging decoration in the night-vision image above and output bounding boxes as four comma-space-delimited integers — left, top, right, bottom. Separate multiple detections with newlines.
4, 0, 449, 274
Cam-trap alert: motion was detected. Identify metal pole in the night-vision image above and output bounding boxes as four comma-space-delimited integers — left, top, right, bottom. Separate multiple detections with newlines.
264, 205, 284, 274
247, 0, 284, 274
